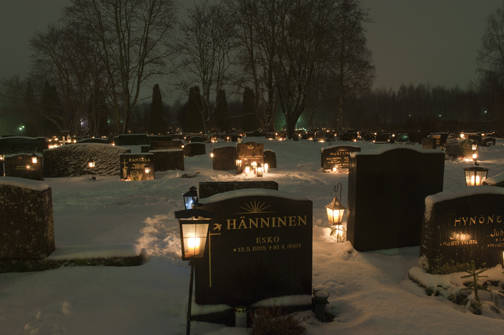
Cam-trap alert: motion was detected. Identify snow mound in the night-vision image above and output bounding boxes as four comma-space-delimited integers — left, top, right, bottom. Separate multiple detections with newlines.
0, 176, 50, 191
43, 143, 130, 177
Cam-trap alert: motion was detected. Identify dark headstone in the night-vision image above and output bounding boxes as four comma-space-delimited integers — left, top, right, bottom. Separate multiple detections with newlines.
114, 134, 150, 146
4, 154, 43, 180
183, 142, 206, 157
78, 138, 111, 144
321, 146, 360, 171
150, 149, 184, 171
0, 177, 55, 259
140, 145, 150, 153
348, 148, 444, 251
264, 150, 277, 169
421, 188, 504, 273
212, 147, 237, 171
148, 135, 173, 143
421, 138, 436, 149
150, 139, 184, 151
192, 190, 312, 307
0, 136, 47, 155
120, 153, 155, 180
199, 181, 279, 199
236, 142, 264, 172
188, 136, 207, 143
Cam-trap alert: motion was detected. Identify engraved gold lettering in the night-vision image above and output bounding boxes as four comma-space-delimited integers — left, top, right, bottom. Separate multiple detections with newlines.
470, 217, 476, 225
278, 217, 287, 227
488, 215, 494, 224
238, 217, 248, 230
227, 219, 237, 230
298, 216, 307, 225
249, 217, 258, 229
260, 217, 270, 228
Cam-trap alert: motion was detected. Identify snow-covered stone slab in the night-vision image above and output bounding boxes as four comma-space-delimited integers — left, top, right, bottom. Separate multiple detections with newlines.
198, 187, 305, 203
198, 181, 278, 199
421, 186, 504, 273
485, 171, 504, 187
0, 177, 54, 259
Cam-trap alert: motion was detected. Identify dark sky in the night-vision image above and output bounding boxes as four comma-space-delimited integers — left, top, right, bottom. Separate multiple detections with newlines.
0, 0, 502, 91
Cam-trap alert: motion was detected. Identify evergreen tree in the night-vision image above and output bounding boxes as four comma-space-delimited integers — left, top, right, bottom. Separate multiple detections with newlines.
215, 89, 229, 131
149, 84, 166, 134
181, 86, 205, 132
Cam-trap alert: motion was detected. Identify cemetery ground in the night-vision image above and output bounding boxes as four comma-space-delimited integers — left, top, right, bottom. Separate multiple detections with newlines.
2, 138, 504, 334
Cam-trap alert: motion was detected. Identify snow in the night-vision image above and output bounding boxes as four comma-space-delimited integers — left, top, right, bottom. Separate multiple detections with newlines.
47, 244, 140, 261
0, 176, 50, 191
2, 137, 504, 334
425, 186, 504, 221
486, 171, 504, 185
198, 188, 309, 204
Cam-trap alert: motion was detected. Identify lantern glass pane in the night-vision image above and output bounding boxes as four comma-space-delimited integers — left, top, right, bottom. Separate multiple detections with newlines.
181, 221, 209, 259
464, 168, 488, 187
184, 196, 196, 210
326, 207, 344, 225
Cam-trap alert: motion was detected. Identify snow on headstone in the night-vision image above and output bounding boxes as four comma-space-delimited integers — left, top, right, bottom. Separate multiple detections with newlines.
0, 177, 55, 259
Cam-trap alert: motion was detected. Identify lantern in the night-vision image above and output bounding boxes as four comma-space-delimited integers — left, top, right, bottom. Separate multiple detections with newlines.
183, 186, 198, 210
31, 155, 38, 164
464, 166, 488, 187
471, 143, 478, 151
257, 166, 264, 177
144, 167, 152, 175
326, 184, 346, 242
179, 217, 210, 260
88, 160, 96, 169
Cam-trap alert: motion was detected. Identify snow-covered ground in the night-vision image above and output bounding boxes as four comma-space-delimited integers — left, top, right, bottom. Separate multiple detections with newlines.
2, 138, 504, 334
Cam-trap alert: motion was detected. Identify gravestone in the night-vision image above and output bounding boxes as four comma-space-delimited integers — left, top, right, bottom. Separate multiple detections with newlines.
421, 187, 504, 273
191, 189, 312, 307
114, 134, 149, 146
0, 177, 55, 259
264, 150, 277, 169
149, 150, 184, 171
236, 142, 264, 172
212, 147, 237, 171
321, 146, 360, 171
183, 142, 206, 157
445, 140, 472, 159
0, 136, 47, 155
120, 153, 155, 181
4, 154, 43, 180
348, 148, 444, 251
150, 139, 184, 151
199, 181, 279, 199
421, 138, 436, 149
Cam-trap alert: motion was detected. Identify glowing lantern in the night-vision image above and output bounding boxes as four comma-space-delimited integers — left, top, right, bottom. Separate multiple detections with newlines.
210, 152, 215, 159
326, 183, 346, 242
31, 156, 38, 164
88, 160, 96, 169
257, 166, 264, 177
144, 167, 152, 175
464, 166, 488, 187
264, 163, 269, 174
183, 186, 198, 210
179, 218, 209, 260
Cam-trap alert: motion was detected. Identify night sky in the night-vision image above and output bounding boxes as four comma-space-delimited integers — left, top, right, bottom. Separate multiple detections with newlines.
0, 0, 501, 91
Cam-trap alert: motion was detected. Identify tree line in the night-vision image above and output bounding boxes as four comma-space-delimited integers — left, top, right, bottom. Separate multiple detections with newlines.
1, 0, 503, 137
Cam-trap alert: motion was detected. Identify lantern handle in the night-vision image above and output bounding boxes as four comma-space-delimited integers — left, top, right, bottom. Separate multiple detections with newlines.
333, 183, 343, 202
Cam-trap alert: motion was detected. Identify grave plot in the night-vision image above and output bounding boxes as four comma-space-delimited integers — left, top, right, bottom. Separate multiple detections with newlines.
321, 146, 360, 172
120, 153, 155, 181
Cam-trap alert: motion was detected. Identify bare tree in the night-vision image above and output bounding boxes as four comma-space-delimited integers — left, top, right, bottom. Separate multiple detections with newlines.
178, 0, 235, 129
227, 0, 281, 131
273, 0, 336, 138
329, 0, 374, 129
65, 0, 176, 133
